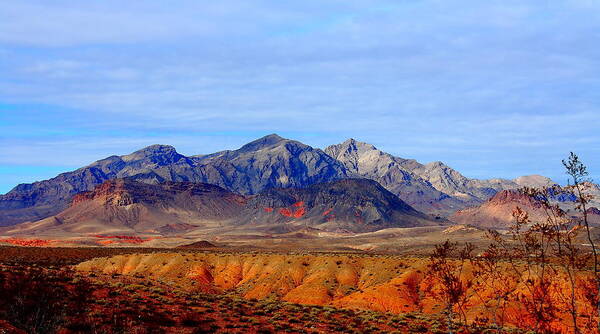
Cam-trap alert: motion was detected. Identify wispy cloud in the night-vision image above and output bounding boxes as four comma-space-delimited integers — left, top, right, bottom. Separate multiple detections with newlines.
1, 0, 599, 192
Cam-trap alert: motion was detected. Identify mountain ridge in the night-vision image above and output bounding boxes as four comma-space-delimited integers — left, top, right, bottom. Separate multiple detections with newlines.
324, 139, 527, 216
0, 134, 348, 226
0, 134, 560, 227
2, 178, 442, 236
0, 179, 247, 236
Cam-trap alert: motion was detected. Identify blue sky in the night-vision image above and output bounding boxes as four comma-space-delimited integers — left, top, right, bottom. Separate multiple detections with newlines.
1, 0, 599, 194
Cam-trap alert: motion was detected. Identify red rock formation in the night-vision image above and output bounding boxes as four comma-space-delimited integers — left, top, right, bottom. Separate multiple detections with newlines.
451, 190, 547, 229
7, 179, 246, 235
1, 238, 53, 247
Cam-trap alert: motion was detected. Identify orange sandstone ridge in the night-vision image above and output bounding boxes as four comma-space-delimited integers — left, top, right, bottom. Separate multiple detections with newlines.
76, 252, 597, 332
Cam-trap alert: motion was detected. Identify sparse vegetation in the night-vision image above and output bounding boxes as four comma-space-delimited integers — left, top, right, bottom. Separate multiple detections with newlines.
0, 247, 453, 333
3, 150, 598, 334
425, 153, 599, 333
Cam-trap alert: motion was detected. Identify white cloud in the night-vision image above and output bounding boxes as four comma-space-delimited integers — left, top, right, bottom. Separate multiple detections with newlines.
0, 0, 599, 186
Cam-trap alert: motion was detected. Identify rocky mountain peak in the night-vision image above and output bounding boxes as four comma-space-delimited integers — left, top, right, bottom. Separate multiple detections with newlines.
339, 138, 362, 150
192, 134, 348, 195
338, 138, 377, 153
238, 134, 289, 153
426, 161, 446, 168
121, 144, 182, 164
412, 161, 518, 203
131, 144, 177, 155
324, 139, 382, 172
420, 161, 467, 183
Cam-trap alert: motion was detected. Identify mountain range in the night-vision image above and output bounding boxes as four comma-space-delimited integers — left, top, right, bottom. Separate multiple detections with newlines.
324, 139, 527, 215
0, 134, 561, 230
2, 178, 439, 236
0, 135, 348, 226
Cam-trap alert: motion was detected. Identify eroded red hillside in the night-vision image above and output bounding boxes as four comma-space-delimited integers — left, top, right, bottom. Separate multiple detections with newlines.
451, 190, 547, 229
76, 252, 598, 332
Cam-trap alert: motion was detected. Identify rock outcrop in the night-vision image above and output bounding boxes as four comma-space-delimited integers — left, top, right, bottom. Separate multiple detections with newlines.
2, 179, 246, 235
450, 190, 547, 229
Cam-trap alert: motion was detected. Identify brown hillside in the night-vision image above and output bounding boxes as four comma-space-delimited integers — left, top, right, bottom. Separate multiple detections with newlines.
4, 178, 444, 237
242, 178, 444, 233
3, 179, 245, 235
450, 190, 547, 229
